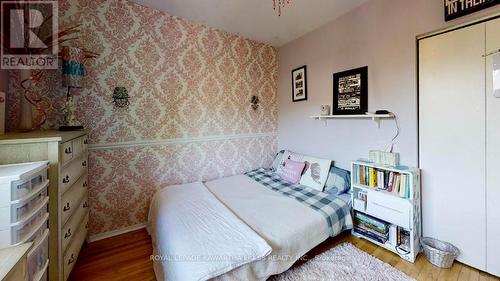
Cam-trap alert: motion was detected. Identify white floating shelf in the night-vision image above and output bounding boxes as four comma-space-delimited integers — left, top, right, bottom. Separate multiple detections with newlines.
311, 113, 394, 127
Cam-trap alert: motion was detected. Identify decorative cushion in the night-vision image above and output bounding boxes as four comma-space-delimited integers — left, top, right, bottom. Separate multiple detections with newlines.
274, 150, 292, 173
289, 153, 332, 191
270, 150, 285, 172
277, 159, 306, 184
324, 166, 351, 195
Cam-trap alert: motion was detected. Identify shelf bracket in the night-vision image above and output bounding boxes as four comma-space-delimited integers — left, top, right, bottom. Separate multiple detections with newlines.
372, 117, 381, 128
317, 117, 328, 127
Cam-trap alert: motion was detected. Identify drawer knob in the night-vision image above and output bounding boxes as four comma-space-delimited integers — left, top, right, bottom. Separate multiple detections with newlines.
68, 254, 75, 265
83, 139, 88, 145
65, 147, 72, 154
83, 201, 89, 208
64, 228, 72, 238
82, 160, 87, 167
83, 181, 88, 188
63, 203, 71, 212
62, 175, 70, 184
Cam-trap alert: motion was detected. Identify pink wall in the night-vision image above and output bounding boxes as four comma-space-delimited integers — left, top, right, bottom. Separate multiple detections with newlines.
7, 0, 278, 236
277, 0, 500, 169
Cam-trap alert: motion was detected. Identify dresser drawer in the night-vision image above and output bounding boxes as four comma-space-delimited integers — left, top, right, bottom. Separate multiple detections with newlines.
72, 137, 83, 159
63, 214, 88, 281
60, 154, 88, 195
82, 136, 89, 151
366, 190, 411, 229
72, 136, 88, 159
61, 175, 87, 225
60, 141, 73, 165
62, 195, 89, 253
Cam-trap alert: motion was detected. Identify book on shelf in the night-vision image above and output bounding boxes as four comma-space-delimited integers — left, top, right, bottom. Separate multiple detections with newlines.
354, 212, 389, 233
369, 167, 377, 188
354, 212, 390, 244
354, 228, 387, 244
397, 227, 411, 253
353, 164, 411, 199
387, 172, 394, 192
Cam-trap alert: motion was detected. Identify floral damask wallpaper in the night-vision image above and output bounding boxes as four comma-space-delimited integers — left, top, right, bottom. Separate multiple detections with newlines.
7, 0, 278, 236
90, 136, 276, 234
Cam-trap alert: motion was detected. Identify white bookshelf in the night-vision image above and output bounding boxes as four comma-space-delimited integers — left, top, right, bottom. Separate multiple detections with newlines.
351, 160, 421, 263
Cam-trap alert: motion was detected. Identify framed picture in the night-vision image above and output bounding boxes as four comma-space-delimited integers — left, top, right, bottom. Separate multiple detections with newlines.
333, 66, 368, 115
292, 65, 307, 102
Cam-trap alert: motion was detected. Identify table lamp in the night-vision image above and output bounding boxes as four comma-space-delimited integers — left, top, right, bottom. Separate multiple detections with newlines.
60, 46, 85, 131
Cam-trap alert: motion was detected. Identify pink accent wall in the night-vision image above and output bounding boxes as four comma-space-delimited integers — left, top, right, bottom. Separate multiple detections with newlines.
7, 0, 278, 236
277, 0, 499, 169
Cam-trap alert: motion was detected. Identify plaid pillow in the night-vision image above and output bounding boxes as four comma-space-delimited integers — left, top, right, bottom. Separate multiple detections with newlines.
324, 166, 351, 195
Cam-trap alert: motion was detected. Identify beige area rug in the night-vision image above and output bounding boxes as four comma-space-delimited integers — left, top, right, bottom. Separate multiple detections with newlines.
270, 243, 415, 281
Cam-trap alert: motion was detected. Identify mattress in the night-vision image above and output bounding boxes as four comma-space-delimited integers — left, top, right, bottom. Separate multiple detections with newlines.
149, 173, 352, 281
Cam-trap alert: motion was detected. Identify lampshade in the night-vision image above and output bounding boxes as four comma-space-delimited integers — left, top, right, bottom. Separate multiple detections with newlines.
62, 46, 85, 88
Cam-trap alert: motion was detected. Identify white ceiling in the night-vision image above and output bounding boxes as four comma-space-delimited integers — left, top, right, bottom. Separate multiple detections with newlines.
132, 0, 369, 47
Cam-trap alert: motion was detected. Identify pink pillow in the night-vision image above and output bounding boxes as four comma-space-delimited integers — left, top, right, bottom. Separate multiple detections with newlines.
277, 159, 306, 184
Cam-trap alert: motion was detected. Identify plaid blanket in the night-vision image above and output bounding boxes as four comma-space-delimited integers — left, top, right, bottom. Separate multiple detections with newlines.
245, 168, 353, 237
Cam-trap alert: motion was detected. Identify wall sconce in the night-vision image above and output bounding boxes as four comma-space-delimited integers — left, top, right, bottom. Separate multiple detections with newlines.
113, 87, 130, 109
251, 95, 260, 110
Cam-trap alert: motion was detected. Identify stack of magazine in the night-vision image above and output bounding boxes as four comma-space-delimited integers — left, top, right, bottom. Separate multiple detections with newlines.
353, 212, 390, 244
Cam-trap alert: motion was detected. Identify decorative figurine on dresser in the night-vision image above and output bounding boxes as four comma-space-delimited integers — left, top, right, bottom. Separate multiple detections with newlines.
0, 131, 89, 281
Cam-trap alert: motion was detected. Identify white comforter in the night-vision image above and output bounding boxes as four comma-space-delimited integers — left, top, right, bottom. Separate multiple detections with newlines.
149, 175, 336, 281
148, 182, 272, 281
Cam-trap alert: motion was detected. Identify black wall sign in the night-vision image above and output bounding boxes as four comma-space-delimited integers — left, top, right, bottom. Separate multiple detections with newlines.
445, 0, 500, 21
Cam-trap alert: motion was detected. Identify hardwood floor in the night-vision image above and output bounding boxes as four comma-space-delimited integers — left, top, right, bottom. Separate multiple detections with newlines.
69, 229, 499, 281
69, 230, 156, 281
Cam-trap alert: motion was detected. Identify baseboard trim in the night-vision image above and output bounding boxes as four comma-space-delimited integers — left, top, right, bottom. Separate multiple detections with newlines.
89, 132, 276, 150
88, 223, 148, 242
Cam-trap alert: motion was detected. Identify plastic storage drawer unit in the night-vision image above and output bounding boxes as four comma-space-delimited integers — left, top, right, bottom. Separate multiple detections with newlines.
0, 161, 49, 248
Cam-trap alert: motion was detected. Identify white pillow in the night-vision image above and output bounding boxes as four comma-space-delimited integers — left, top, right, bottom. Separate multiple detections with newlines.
270, 150, 285, 171
274, 150, 292, 173
289, 153, 332, 191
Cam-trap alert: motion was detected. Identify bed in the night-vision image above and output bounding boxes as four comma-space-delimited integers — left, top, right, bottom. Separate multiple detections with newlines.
148, 168, 353, 281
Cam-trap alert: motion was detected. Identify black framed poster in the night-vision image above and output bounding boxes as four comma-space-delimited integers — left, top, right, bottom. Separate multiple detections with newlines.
333, 66, 368, 115
291, 65, 307, 102
445, 0, 500, 21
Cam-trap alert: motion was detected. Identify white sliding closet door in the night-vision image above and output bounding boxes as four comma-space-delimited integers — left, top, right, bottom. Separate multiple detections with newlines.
486, 18, 500, 277
419, 24, 486, 270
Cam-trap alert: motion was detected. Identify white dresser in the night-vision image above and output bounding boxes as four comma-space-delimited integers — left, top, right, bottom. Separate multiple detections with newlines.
0, 131, 89, 281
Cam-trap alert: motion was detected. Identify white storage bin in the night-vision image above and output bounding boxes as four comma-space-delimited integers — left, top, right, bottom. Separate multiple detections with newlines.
0, 161, 49, 248
11, 179, 31, 200
0, 162, 48, 206
11, 169, 48, 201
0, 184, 48, 228
24, 213, 49, 245
27, 230, 49, 281
0, 208, 49, 247
34, 263, 48, 281
13, 208, 45, 242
